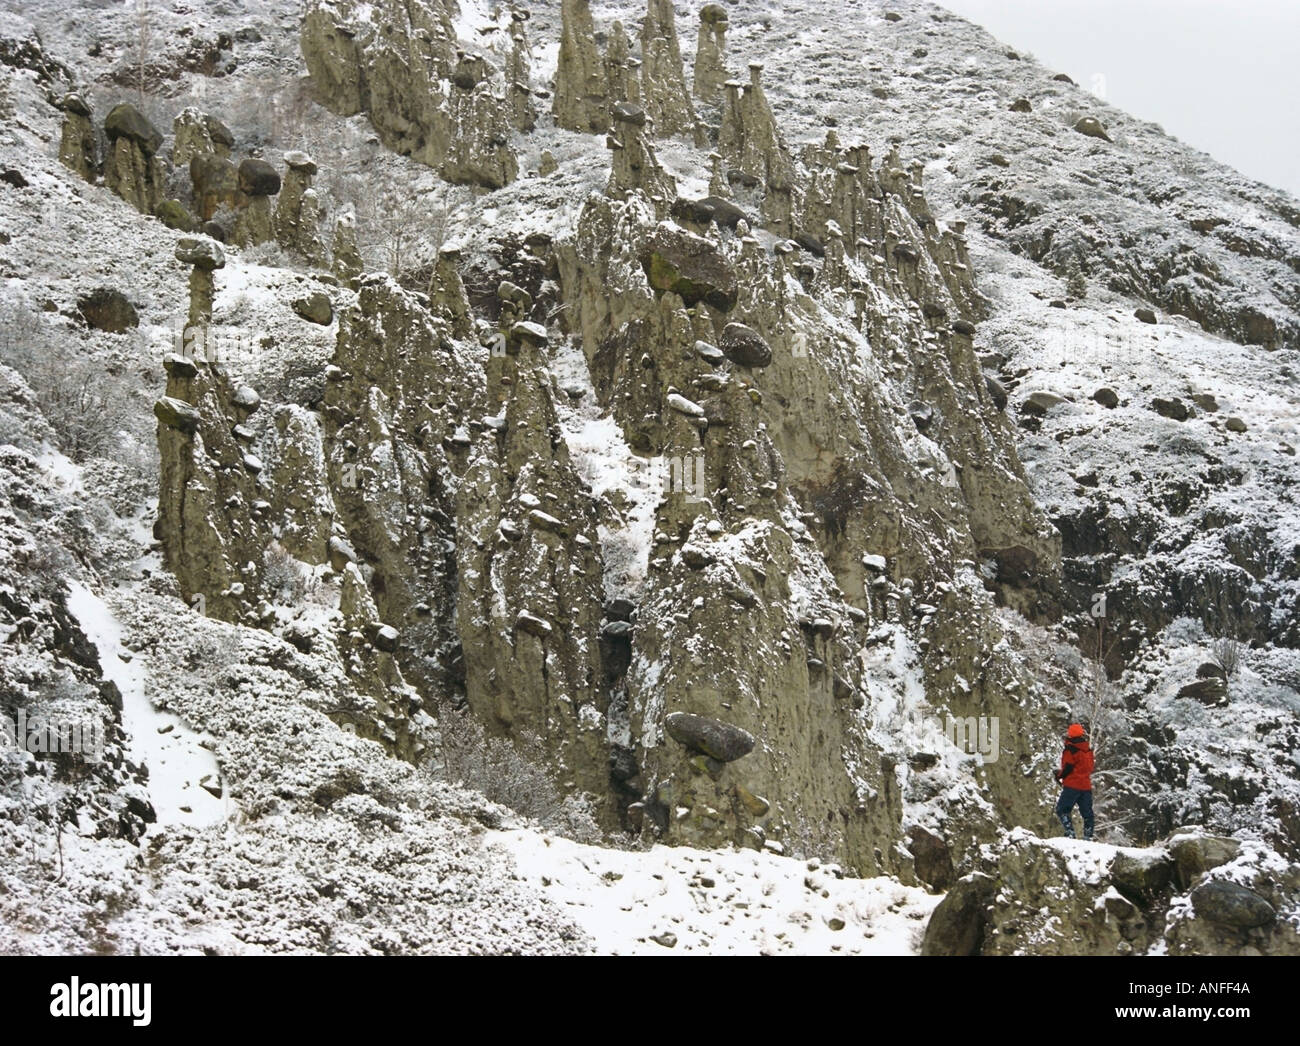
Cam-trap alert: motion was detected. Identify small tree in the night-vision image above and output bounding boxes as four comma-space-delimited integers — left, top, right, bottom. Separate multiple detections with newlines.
132, 0, 154, 102
1065, 260, 1087, 300
351, 184, 450, 283
1211, 636, 1244, 678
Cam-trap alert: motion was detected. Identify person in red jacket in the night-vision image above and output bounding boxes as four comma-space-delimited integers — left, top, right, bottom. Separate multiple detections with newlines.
1054, 723, 1095, 840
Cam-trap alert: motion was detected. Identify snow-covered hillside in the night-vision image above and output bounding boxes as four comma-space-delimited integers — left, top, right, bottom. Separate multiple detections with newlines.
0, 0, 1296, 956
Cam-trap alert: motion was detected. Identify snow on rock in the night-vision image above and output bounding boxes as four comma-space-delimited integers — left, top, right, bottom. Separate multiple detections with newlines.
548, 334, 659, 602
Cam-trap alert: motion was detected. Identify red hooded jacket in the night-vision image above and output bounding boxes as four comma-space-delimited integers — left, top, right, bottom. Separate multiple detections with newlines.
1058, 740, 1093, 791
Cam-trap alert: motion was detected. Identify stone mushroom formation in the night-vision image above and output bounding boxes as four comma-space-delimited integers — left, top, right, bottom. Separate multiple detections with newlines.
124, 0, 1031, 873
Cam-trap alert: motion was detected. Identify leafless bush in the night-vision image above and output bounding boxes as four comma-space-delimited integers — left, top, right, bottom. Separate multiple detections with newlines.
437, 709, 601, 844
0, 303, 142, 463
339, 177, 457, 286
132, 0, 154, 106
262, 541, 309, 605
1212, 636, 1244, 678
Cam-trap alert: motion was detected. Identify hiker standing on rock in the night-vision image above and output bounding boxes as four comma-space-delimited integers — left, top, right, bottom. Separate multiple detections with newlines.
1054, 723, 1095, 840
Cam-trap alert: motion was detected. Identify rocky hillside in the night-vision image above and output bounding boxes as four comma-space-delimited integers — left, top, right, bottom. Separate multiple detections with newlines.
0, 0, 1295, 955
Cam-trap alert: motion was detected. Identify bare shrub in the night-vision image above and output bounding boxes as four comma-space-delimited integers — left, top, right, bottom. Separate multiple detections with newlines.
262, 541, 308, 605
0, 303, 142, 463
437, 709, 601, 844
1212, 636, 1244, 678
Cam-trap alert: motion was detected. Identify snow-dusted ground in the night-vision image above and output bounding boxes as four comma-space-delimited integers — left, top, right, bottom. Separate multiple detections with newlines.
0, 0, 1296, 953
66, 581, 227, 829
492, 828, 938, 954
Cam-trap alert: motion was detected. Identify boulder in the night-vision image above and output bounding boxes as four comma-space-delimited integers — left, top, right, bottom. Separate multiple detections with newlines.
1135, 307, 1158, 324
1176, 676, 1228, 705
664, 712, 755, 762
238, 158, 281, 197
1022, 390, 1066, 414
1093, 387, 1119, 409
292, 290, 333, 325
1073, 116, 1112, 142
612, 101, 646, 126
1190, 881, 1275, 929
1109, 849, 1175, 904
515, 611, 553, 638
640, 224, 738, 311
984, 374, 1008, 410
1009, 98, 1032, 113
175, 236, 226, 270
908, 826, 955, 891
154, 199, 197, 231
1225, 416, 1247, 433
1151, 396, 1190, 421
719, 322, 773, 367
77, 288, 138, 332
153, 396, 200, 434
1168, 832, 1241, 888
921, 872, 996, 956
104, 102, 162, 154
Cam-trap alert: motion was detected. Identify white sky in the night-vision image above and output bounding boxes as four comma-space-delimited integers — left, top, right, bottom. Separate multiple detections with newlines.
938, 0, 1300, 199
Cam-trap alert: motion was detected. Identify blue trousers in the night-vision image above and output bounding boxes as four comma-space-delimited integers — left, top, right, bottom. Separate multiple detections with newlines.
1056, 787, 1094, 839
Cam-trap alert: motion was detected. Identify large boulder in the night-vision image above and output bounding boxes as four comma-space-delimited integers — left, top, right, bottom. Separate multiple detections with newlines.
921, 872, 996, 955
104, 102, 162, 154
1110, 849, 1175, 905
292, 290, 333, 325
1167, 831, 1241, 888
719, 322, 773, 367
1176, 676, 1228, 706
640, 224, 738, 311
909, 825, 955, 891
175, 236, 226, 270
77, 287, 138, 332
1073, 116, 1112, 142
238, 158, 282, 197
1190, 880, 1275, 929
664, 712, 755, 762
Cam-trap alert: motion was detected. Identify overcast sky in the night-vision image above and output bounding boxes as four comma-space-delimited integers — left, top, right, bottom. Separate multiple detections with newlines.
937, 0, 1300, 199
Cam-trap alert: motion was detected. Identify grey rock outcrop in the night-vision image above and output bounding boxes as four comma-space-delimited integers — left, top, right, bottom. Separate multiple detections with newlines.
639, 0, 702, 143
57, 92, 97, 181
103, 102, 165, 214
604, 20, 639, 107
275, 151, 327, 266
300, 0, 516, 189
172, 107, 234, 168
505, 10, 537, 132
331, 213, 364, 286
554, 0, 608, 132
693, 4, 729, 106
175, 235, 225, 328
